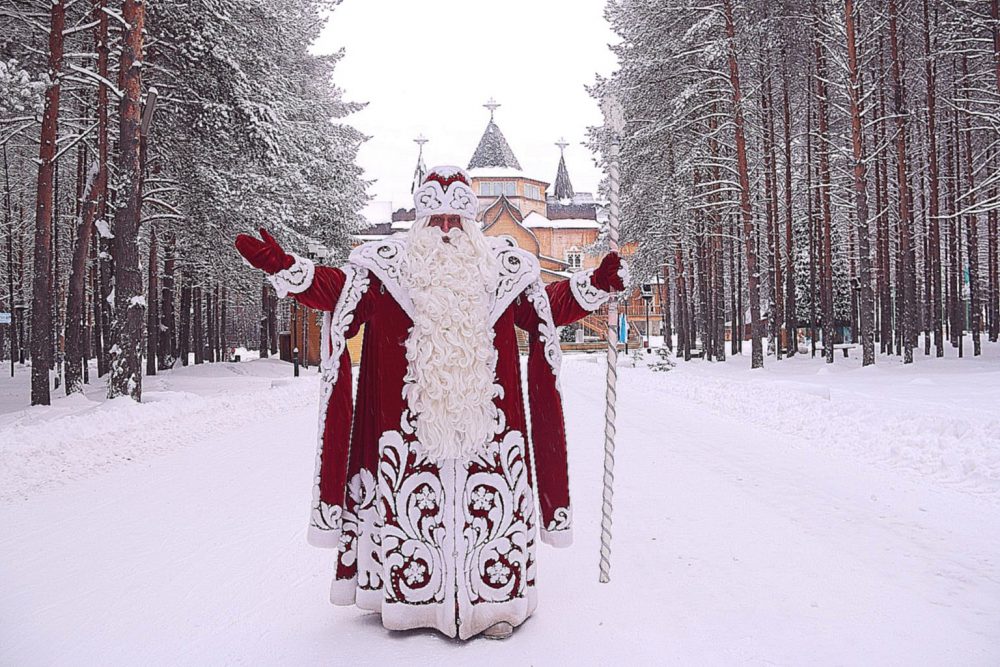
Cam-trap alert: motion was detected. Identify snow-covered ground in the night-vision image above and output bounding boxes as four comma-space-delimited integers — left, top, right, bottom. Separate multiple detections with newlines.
2, 346, 999, 665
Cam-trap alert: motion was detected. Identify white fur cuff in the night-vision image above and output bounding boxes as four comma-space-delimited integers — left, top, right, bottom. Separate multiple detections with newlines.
307, 524, 343, 549
539, 528, 573, 548
330, 576, 358, 606
569, 268, 611, 311
617, 258, 631, 287
268, 253, 315, 298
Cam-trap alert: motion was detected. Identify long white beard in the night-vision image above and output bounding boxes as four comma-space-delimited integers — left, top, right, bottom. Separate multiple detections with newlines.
401, 219, 501, 461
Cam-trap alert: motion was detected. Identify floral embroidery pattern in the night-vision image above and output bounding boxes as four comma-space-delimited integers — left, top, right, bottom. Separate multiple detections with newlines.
471, 486, 494, 511
486, 561, 511, 585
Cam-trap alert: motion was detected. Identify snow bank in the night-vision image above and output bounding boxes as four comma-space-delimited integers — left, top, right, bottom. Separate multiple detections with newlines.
0, 360, 317, 503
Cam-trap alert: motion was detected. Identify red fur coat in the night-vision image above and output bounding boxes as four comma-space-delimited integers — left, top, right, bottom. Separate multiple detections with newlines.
271, 235, 615, 639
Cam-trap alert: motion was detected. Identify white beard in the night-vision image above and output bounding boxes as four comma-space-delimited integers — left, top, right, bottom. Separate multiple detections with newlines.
401, 219, 501, 461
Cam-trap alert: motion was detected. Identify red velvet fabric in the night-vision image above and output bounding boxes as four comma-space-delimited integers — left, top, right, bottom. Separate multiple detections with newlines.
289, 263, 599, 551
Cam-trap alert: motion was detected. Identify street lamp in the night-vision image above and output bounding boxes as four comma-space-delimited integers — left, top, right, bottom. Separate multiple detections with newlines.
640, 283, 654, 348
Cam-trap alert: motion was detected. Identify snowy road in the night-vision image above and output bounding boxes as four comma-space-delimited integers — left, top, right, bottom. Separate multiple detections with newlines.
2, 354, 999, 665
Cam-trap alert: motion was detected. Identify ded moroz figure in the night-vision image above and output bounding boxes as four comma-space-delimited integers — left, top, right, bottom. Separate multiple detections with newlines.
235, 166, 627, 639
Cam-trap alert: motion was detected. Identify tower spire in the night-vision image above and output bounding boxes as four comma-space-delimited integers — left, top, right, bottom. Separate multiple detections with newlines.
484, 97, 501, 122
468, 99, 522, 171
552, 138, 575, 201
411, 134, 428, 195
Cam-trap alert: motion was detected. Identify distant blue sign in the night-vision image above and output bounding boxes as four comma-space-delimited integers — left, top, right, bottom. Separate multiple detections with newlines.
0, 312, 10, 325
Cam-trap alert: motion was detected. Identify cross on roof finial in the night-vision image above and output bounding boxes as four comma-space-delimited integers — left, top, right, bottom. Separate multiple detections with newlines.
555, 137, 569, 154
414, 134, 428, 156
484, 97, 501, 121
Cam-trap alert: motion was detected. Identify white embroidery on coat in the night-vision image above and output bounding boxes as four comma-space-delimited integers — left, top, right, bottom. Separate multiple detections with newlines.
462, 430, 535, 605
545, 506, 572, 532
349, 238, 414, 318
568, 268, 610, 311
268, 253, 315, 298
378, 429, 448, 605
309, 264, 370, 539
524, 279, 563, 392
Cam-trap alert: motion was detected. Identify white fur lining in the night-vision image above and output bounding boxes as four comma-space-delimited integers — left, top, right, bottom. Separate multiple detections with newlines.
268, 253, 315, 298
348, 236, 540, 326
524, 279, 563, 392
540, 506, 573, 548
307, 264, 370, 548
568, 268, 611, 311
349, 238, 414, 318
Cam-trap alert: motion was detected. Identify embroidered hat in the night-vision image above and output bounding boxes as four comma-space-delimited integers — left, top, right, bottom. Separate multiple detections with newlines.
413, 165, 479, 220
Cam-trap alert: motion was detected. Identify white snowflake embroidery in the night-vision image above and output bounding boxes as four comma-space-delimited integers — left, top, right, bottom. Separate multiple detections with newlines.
486, 561, 511, 585
415, 486, 437, 510
471, 486, 494, 511
404, 561, 426, 585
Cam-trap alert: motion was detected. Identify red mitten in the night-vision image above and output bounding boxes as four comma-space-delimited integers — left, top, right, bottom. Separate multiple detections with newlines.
591, 252, 626, 292
235, 228, 294, 274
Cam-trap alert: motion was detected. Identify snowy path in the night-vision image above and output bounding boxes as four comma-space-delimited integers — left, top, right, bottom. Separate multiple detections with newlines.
2, 355, 999, 665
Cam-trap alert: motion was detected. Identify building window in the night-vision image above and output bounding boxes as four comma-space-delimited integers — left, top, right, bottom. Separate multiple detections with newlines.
566, 251, 582, 271
524, 183, 541, 200
479, 181, 517, 197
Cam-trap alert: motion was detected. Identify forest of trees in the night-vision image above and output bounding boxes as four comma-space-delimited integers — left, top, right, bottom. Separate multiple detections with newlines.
1, 0, 367, 404
592, 0, 1000, 368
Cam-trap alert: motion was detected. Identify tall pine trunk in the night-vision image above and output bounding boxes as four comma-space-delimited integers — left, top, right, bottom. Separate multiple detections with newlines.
159, 233, 176, 368
723, 0, 763, 368
888, 0, 916, 363
108, 0, 146, 400
813, 13, 836, 364
844, 0, 875, 366
65, 0, 108, 393
30, 0, 66, 405
960, 56, 982, 356
146, 227, 158, 375
259, 279, 269, 358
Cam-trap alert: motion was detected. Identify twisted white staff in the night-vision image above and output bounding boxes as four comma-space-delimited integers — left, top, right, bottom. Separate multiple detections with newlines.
599, 95, 625, 584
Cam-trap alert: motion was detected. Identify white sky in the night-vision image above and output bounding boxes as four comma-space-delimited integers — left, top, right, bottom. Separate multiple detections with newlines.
313, 0, 618, 214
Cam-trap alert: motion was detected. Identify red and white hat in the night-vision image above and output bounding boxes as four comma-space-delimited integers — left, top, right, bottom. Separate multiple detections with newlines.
413, 165, 479, 220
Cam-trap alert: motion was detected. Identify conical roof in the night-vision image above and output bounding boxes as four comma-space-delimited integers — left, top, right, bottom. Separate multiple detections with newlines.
468, 119, 522, 171
552, 153, 575, 200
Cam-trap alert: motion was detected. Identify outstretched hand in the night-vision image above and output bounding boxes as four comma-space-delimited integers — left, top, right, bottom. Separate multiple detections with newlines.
235, 228, 294, 275
592, 252, 627, 292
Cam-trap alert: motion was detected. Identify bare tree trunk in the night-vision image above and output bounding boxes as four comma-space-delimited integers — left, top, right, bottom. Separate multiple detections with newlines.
193, 283, 203, 365
781, 55, 797, 356
108, 0, 146, 400
845, 0, 875, 366
29, 0, 67, 405
674, 245, 689, 360
888, 0, 916, 363
65, 0, 109, 393
723, 0, 763, 368
813, 11, 836, 364
259, 279, 269, 358
146, 227, 158, 375
179, 273, 191, 366
959, 57, 982, 356
3, 146, 18, 372
989, 152, 999, 342
921, 0, 944, 356
159, 233, 175, 368
221, 286, 228, 361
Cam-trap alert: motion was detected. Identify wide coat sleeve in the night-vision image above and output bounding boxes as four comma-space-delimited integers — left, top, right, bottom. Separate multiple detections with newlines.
268, 256, 376, 548
512, 268, 616, 548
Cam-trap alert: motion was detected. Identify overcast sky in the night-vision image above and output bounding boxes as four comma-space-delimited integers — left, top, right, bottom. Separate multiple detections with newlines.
313, 0, 618, 213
